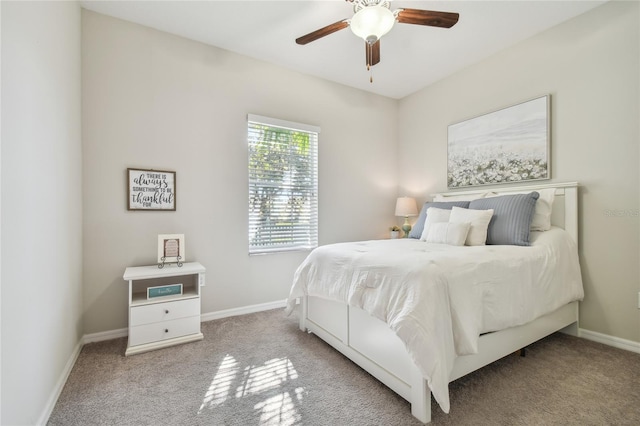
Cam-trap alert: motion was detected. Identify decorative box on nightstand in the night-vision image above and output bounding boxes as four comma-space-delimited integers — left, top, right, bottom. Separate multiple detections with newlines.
123, 262, 206, 356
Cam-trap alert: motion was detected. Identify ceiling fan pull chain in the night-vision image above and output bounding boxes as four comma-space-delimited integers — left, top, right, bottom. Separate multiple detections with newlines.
367, 42, 373, 83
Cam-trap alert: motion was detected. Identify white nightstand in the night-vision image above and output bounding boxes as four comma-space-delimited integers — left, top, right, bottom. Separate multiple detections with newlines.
123, 262, 205, 356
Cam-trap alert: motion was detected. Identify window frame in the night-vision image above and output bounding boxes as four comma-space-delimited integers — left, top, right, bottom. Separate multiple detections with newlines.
247, 114, 320, 255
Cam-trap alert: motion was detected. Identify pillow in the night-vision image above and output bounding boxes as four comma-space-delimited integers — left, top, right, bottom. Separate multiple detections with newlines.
531, 188, 555, 231
486, 188, 555, 231
469, 192, 540, 246
449, 207, 494, 246
409, 201, 471, 239
419, 208, 452, 241
425, 222, 471, 246
432, 192, 488, 202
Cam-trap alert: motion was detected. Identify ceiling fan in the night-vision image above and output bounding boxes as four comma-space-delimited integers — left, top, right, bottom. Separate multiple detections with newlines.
296, 0, 459, 79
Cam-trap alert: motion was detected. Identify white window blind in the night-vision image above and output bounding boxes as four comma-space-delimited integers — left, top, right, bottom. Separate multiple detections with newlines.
248, 114, 319, 254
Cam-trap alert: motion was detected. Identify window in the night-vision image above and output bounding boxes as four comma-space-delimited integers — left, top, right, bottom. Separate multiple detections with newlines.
248, 114, 319, 254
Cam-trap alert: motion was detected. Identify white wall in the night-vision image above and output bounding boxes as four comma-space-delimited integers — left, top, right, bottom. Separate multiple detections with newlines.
0, 2, 3, 421
1, 1, 83, 424
398, 1, 640, 342
81, 10, 398, 334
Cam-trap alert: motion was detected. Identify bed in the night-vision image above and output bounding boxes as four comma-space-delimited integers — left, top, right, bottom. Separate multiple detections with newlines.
285, 182, 584, 423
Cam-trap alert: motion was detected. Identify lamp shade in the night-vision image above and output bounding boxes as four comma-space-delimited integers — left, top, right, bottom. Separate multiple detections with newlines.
350, 5, 395, 43
395, 197, 418, 217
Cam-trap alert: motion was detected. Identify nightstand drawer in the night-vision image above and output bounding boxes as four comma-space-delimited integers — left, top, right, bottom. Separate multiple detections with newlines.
130, 298, 200, 326
129, 316, 201, 347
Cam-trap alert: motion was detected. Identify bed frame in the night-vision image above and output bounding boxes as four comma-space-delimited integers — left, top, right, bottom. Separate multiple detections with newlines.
297, 182, 580, 423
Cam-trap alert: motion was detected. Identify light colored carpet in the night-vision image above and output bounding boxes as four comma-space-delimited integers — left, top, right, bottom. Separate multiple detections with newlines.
49, 308, 640, 425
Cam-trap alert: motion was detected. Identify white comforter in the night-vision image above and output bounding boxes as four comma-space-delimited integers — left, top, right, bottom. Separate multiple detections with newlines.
285, 227, 584, 413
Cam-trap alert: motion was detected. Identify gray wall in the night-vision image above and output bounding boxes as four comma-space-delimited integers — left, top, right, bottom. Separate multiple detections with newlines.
1, 1, 83, 424
398, 1, 640, 342
81, 10, 398, 334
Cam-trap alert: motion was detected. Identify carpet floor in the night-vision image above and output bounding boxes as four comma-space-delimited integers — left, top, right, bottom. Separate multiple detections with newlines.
49, 308, 640, 425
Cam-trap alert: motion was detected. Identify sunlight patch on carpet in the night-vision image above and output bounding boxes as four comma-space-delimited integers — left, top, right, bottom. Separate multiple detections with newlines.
254, 387, 304, 426
237, 358, 298, 397
198, 354, 239, 412
199, 355, 304, 424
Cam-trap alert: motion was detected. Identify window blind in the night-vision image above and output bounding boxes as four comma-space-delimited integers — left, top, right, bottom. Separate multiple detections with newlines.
248, 114, 319, 254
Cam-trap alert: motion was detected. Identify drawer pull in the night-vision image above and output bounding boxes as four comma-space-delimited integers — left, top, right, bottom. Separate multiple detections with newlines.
165, 309, 169, 314
165, 329, 169, 333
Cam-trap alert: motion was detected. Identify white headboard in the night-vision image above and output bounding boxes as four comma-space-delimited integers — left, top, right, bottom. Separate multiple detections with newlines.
432, 182, 579, 244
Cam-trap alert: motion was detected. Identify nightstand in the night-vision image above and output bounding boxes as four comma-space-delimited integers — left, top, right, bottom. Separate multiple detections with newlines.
123, 262, 205, 355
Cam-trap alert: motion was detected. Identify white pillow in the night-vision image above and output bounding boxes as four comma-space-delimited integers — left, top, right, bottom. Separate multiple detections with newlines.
433, 192, 488, 202
449, 206, 494, 246
419, 207, 451, 241
531, 188, 555, 231
425, 222, 471, 246
486, 188, 555, 231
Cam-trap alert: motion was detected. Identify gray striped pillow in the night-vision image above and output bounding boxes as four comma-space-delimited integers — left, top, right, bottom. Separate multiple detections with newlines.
469, 192, 540, 246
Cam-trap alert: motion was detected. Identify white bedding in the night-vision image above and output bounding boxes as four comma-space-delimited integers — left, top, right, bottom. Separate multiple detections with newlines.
285, 226, 584, 414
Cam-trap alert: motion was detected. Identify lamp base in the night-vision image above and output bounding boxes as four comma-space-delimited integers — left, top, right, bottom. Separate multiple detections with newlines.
402, 217, 412, 238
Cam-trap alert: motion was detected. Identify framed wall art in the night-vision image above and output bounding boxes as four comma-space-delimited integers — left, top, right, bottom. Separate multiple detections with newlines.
157, 234, 185, 267
447, 95, 550, 189
127, 168, 176, 211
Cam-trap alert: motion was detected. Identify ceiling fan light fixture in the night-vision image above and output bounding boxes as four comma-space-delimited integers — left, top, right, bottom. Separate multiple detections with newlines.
350, 5, 395, 43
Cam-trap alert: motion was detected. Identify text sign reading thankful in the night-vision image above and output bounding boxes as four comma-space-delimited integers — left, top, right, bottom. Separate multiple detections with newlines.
127, 168, 176, 211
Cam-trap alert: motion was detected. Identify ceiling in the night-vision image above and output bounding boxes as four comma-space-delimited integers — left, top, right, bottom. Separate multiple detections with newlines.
80, 0, 606, 99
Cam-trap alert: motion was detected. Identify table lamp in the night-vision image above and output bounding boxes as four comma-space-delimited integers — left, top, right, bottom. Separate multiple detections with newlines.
395, 197, 418, 238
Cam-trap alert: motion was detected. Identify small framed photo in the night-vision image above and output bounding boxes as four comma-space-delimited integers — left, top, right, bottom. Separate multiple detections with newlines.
128, 168, 176, 211
157, 234, 185, 264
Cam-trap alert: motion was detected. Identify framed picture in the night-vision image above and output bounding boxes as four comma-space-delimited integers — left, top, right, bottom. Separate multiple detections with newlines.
127, 168, 176, 211
157, 234, 185, 264
147, 283, 183, 300
447, 95, 550, 189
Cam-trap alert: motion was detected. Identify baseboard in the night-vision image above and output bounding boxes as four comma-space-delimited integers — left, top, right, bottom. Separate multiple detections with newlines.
81, 300, 288, 344
579, 328, 640, 354
36, 339, 83, 426
83, 327, 128, 344
200, 299, 287, 322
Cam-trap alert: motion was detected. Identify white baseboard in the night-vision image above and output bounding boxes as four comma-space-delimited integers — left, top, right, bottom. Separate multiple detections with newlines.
79, 312, 640, 355
80, 300, 288, 344
200, 299, 287, 322
37, 339, 83, 426
83, 327, 128, 344
579, 328, 640, 354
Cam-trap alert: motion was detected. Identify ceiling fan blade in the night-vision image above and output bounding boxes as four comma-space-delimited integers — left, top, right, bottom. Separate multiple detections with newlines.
396, 9, 459, 28
296, 20, 349, 45
365, 40, 380, 67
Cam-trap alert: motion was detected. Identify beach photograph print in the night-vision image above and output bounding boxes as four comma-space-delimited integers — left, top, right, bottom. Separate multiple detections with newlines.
447, 95, 550, 188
